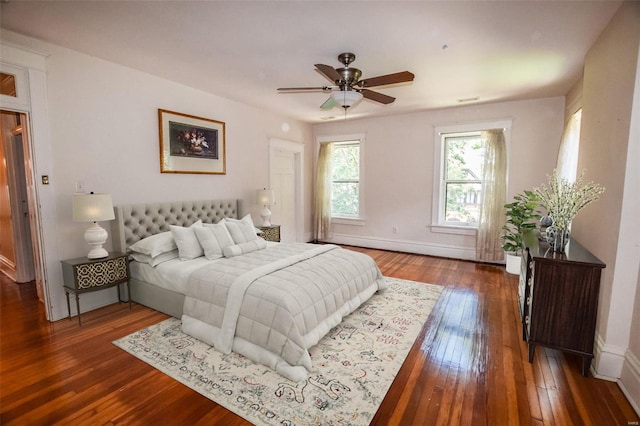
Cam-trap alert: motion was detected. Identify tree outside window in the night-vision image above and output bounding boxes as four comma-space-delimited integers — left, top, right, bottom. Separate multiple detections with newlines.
443, 134, 484, 225
331, 142, 360, 217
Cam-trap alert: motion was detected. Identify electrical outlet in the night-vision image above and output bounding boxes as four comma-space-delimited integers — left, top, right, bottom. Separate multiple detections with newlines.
392, 226, 398, 233
75, 180, 85, 193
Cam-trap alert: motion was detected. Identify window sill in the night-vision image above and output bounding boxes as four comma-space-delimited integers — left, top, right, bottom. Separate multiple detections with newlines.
332, 217, 365, 226
430, 224, 477, 236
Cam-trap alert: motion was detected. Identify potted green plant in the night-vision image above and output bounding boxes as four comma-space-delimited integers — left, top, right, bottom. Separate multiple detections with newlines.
502, 190, 541, 274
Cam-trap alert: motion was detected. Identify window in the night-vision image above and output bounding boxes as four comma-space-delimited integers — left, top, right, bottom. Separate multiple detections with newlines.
316, 134, 365, 223
432, 120, 511, 234
0, 73, 17, 97
331, 141, 360, 217
556, 108, 581, 182
441, 132, 484, 226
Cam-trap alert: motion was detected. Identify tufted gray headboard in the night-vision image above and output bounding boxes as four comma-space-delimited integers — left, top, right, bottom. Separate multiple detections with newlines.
111, 199, 239, 253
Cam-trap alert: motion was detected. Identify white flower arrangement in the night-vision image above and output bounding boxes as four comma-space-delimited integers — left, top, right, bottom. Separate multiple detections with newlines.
534, 169, 605, 230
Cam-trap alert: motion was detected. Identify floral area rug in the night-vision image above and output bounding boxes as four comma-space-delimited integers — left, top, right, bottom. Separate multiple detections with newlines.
113, 277, 443, 425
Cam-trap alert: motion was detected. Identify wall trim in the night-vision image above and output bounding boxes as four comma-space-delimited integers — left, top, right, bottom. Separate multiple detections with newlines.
323, 233, 477, 260
618, 349, 640, 417
593, 331, 627, 381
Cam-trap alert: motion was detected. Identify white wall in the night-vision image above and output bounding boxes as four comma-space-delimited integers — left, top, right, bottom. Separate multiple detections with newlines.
1, 30, 314, 321
312, 98, 565, 258
576, 2, 639, 412
575, 3, 640, 403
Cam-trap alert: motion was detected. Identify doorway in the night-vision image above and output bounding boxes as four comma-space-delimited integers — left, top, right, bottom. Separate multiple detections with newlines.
269, 138, 304, 242
0, 109, 44, 303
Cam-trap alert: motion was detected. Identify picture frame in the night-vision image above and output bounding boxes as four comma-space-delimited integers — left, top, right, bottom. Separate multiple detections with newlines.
158, 109, 226, 174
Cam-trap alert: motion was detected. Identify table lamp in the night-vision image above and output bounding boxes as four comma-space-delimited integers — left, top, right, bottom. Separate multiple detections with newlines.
73, 192, 115, 259
256, 188, 274, 226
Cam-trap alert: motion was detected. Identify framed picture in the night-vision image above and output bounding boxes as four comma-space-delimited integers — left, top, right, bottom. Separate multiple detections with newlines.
158, 109, 226, 174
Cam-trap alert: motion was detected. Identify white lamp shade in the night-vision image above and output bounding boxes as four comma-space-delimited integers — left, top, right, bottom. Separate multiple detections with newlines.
256, 189, 274, 206
73, 193, 115, 222
330, 90, 363, 108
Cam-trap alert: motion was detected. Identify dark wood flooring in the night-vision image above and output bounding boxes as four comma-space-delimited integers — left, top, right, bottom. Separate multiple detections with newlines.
1, 247, 638, 425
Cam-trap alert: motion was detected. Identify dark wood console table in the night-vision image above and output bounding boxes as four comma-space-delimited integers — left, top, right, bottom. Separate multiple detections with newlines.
518, 236, 605, 377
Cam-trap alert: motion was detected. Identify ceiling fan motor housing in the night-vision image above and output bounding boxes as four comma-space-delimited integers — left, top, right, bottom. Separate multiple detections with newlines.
336, 67, 362, 90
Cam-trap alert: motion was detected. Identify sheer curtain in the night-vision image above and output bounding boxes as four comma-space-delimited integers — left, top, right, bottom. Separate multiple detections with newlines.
313, 142, 333, 241
476, 129, 507, 262
556, 109, 582, 183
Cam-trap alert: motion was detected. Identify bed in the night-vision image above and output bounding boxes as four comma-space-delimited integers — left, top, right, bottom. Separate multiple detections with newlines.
112, 199, 386, 381
112, 199, 241, 317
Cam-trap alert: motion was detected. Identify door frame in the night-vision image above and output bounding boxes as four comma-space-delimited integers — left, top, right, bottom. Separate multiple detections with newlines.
269, 138, 304, 242
1, 46, 55, 321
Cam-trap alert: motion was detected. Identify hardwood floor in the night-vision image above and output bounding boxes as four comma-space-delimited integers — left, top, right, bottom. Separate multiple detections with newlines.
1, 248, 638, 425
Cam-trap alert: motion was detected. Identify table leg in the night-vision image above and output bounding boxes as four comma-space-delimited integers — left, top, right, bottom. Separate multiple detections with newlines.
65, 291, 71, 321
75, 294, 81, 327
126, 282, 132, 310
528, 343, 536, 363
581, 356, 592, 377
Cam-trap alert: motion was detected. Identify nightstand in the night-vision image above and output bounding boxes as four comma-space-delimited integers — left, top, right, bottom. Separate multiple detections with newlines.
61, 252, 131, 326
258, 225, 281, 242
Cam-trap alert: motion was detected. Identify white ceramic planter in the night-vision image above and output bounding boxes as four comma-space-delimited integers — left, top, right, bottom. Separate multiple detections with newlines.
505, 252, 521, 275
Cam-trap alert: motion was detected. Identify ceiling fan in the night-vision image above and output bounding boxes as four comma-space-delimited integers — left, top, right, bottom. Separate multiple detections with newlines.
277, 52, 415, 110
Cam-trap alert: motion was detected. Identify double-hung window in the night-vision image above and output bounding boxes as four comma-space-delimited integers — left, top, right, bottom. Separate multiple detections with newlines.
432, 120, 511, 234
331, 141, 360, 217
441, 132, 484, 226
317, 134, 365, 224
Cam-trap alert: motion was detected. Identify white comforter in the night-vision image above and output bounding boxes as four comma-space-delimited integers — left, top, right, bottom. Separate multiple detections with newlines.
181, 243, 386, 381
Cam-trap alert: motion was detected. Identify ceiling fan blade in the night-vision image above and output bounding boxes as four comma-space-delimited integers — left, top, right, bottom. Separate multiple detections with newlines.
359, 71, 415, 88
361, 89, 395, 104
277, 86, 334, 92
315, 64, 342, 83
320, 97, 337, 110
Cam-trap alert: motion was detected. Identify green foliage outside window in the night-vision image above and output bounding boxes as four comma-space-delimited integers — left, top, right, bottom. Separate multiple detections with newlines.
331, 143, 359, 216
444, 135, 484, 224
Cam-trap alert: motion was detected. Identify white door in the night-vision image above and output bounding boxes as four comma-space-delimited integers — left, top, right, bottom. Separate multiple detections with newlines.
269, 139, 304, 243
271, 149, 295, 242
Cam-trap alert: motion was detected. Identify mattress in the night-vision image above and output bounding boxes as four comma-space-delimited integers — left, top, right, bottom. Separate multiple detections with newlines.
181, 242, 386, 381
129, 257, 210, 294
128, 241, 280, 294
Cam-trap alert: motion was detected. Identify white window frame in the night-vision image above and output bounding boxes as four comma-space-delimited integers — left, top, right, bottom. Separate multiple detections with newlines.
431, 120, 512, 235
316, 133, 366, 226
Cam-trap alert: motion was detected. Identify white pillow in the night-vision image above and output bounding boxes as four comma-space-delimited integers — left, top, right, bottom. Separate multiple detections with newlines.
223, 239, 268, 258
194, 223, 234, 260
223, 214, 259, 244
170, 220, 204, 260
130, 249, 179, 267
128, 231, 177, 258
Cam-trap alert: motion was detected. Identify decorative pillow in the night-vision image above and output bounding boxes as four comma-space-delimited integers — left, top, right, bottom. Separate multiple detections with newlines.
223, 214, 260, 244
170, 220, 204, 260
194, 223, 234, 260
130, 249, 179, 267
127, 231, 177, 258
223, 239, 268, 258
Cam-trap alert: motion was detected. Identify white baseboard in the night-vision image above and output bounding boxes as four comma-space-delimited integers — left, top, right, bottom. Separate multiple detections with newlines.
619, 349, 640, 417
593, 332, 626, 381
593, 332, 640, 416
322, 233, 477, 260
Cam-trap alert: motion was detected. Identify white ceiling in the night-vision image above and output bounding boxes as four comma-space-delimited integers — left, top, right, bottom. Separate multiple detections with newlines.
0, 1, 622, 123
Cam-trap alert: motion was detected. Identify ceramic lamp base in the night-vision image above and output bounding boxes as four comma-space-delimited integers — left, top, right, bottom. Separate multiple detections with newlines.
260, 205, 272, 227
84, 222, 109, 259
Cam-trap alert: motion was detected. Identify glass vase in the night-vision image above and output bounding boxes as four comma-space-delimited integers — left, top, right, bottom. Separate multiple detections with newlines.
546, 225, 570, 253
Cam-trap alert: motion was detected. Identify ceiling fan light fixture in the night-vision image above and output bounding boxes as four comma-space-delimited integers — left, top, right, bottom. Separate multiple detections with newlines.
330, 90, 363, 109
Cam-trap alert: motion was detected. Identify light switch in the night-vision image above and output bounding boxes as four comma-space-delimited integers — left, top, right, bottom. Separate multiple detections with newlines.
41, 175, 49, 185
